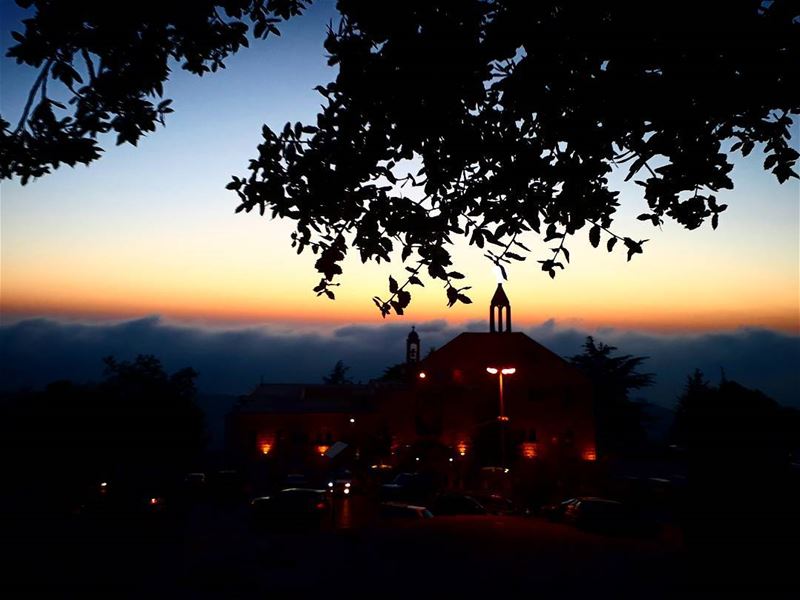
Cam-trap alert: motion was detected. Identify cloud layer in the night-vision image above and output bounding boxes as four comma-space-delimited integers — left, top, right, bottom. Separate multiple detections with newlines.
1, 316, 798, 408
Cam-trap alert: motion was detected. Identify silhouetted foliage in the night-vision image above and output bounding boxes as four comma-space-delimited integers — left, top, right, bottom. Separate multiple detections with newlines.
378, 362, 407, 383
671, 371, 800, 588
671, 368, 712, 448
2, 0, 308, 184
226, 1, 799, 314
672, 369, 795, 467
100, 355, 205, 470
4, 2, 798, 314
322, 359, 352, 385
569, 336, 654, 456
0, 354, 205, 509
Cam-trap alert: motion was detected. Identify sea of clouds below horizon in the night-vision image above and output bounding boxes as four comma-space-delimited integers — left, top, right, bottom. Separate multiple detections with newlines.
1, 315, 798, 409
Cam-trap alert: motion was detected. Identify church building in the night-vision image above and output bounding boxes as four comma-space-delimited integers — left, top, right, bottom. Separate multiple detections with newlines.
226, 284, 596, 489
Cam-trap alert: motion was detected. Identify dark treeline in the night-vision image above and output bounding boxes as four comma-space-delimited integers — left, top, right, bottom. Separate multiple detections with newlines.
569, 336, 655, 458
0, 355, 205, 513
570, 339, 800, 589
671, 371, 800, 589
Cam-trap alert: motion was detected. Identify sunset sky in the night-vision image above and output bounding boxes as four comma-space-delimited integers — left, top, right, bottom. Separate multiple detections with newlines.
1, 2, 798, 403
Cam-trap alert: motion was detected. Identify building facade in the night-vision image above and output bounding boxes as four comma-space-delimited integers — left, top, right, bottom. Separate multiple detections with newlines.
227, 284, 596, 493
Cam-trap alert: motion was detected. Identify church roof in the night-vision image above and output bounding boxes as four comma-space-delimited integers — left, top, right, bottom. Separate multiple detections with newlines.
420, 331, 577, 375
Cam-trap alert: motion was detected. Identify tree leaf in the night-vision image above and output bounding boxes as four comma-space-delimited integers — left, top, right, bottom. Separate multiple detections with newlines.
589, 225, 601, 248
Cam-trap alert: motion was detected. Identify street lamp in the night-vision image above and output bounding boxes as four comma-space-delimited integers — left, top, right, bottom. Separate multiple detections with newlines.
486, 367, 516, 469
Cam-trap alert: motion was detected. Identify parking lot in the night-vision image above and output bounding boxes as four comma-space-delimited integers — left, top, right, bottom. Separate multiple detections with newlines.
6, 495, 689, 598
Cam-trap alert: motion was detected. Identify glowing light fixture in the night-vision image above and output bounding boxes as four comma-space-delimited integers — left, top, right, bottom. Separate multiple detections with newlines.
349, 417, 356, 423
257, 434, 275, 455
456, 441, 469, 457
317, 445, 330, 456
521, 442, 538, 459
583, 448, 597, 461
486, 366, 516, 469
418, 372, 427, 379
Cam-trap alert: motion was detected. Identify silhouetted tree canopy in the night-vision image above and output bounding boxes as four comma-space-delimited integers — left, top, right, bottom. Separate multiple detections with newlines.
569, 336, 654, 456
322, 359, 352, 384
671, 368, 798, 466
1, 0, 309, 183
4, 1, 798, 315
670, 370, 800, 581
0, 354, 205, 505
377, 362, 407, 383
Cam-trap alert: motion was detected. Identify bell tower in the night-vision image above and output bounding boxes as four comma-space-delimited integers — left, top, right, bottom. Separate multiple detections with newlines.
406, 326, 421, 363
489, 283, 512, 333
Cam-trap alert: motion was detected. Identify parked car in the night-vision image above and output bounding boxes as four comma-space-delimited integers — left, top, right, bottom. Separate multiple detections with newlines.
380, 472, 438, 503
180, 472, 207, 500
210, 469, 245, 502
284, 473, 311, 487
544, 496, 658, 536
326, 468, 357, 496
429, 492, 487, 516
250, 488, 331, 530
379, 501, 434, 520
472, 491, 518, 515
184, 472, 206, 487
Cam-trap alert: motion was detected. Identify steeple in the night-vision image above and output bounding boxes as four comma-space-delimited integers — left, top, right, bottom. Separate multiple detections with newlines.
406, 326, 421, 363
489, 283, 512, 333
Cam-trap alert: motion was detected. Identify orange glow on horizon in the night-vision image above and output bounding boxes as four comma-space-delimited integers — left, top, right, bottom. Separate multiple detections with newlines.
2, 287, 797, 334
2, 266, 798, 335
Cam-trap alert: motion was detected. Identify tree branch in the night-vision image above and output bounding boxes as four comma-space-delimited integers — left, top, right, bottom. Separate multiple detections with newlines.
15, 59, 53, 134
81, 49, 96, 82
